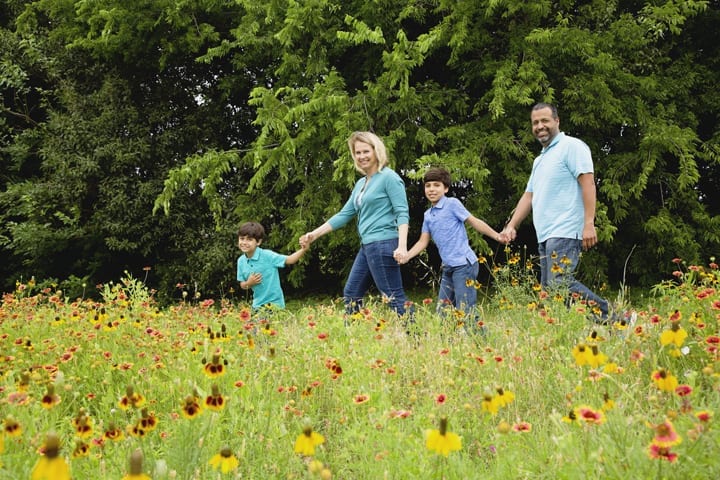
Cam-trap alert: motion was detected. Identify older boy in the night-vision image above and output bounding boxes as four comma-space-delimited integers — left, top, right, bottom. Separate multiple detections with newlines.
395, 168, 503, 327
237, 222, 307, 310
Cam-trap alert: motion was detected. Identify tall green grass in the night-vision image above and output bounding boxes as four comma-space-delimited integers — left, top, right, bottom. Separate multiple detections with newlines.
1, 256, 718, 479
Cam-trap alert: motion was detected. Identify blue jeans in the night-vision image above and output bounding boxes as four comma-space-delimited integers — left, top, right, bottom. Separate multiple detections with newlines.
437, 261, 479, 318
344, 238, 411, 317
538, 238, 609, 318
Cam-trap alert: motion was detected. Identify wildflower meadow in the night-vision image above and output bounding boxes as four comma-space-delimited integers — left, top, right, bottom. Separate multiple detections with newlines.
1, 252, 719, 479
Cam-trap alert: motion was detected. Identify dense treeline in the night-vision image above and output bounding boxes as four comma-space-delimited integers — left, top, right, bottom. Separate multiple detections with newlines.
1, 0, 719, 302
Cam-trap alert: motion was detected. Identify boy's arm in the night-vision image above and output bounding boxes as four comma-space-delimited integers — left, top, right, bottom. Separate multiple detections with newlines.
284, 244, 308, 266
403, 232, 431, 263
466, 215, 502, 242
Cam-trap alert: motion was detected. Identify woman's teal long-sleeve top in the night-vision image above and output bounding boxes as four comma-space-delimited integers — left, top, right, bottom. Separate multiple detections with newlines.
327, 168, 409, 245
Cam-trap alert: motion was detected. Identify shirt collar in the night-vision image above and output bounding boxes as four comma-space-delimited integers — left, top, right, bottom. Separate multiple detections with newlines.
247, 247, 262, 261
431, 196, 448, 210
541, 131, 565, 154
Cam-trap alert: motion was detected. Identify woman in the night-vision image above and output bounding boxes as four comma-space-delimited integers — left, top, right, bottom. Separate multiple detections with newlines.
301, 131, 412, 317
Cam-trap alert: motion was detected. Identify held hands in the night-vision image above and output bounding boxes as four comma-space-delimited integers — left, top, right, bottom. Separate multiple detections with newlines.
393, 248, 409, 265
498, 226, 515, 245
299, 232, 314, 249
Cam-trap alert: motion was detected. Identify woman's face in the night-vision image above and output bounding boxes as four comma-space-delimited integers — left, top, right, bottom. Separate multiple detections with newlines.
353, 141, 378, 174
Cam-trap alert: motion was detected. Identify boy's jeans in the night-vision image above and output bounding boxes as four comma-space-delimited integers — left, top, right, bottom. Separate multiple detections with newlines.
437, 261, 479, 322
538, 237, 609, 318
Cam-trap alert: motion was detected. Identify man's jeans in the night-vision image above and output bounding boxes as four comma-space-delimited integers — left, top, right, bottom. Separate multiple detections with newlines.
538, 237, 609, 318
344, 238, 411, 317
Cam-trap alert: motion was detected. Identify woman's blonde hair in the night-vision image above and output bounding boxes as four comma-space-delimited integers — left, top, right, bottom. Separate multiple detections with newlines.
348, 131, 389, 173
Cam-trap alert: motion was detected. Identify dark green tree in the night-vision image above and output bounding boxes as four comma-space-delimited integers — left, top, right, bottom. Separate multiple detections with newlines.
157, 0, 720, 293
1, 0, 261, 299
2, 0, 719, 299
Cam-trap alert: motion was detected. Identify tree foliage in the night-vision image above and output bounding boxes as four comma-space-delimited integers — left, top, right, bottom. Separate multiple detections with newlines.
1, 0, 718, 298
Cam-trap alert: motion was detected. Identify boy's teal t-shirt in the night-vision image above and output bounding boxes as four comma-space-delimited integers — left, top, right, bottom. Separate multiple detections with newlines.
237, 247, 287, 309
327, 168, 409, 244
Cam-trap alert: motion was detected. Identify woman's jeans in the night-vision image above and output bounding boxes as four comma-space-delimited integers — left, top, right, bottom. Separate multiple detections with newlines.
538, 237, 609, 318
344, 238, 411, 317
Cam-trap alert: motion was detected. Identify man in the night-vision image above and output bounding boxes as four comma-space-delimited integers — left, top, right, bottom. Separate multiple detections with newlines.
501, 102, 612, 322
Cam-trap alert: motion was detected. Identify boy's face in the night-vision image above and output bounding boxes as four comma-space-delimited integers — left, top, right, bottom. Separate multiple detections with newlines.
238, 235, 261, 255
424, 181, 449, 205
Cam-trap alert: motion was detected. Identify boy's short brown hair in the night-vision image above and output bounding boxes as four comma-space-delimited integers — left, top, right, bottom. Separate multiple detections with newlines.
238, 222, 266, 241
423, 167, 451, 188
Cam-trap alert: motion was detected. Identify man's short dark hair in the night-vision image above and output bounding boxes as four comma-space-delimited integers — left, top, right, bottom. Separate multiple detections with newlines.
238, 222, 265, 241
532, 102, 558, 119
423, 167, 452, 188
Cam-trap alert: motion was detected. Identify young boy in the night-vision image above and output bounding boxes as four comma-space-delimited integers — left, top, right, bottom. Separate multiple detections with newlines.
237, 221, 307, 310
395, 168, 503, 327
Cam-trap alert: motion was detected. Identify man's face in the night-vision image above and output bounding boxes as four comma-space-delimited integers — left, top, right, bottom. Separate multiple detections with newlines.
531, 107, 560, 147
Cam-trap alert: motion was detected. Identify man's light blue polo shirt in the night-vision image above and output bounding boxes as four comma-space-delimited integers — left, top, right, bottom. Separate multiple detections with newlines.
526, 132, 594, 243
